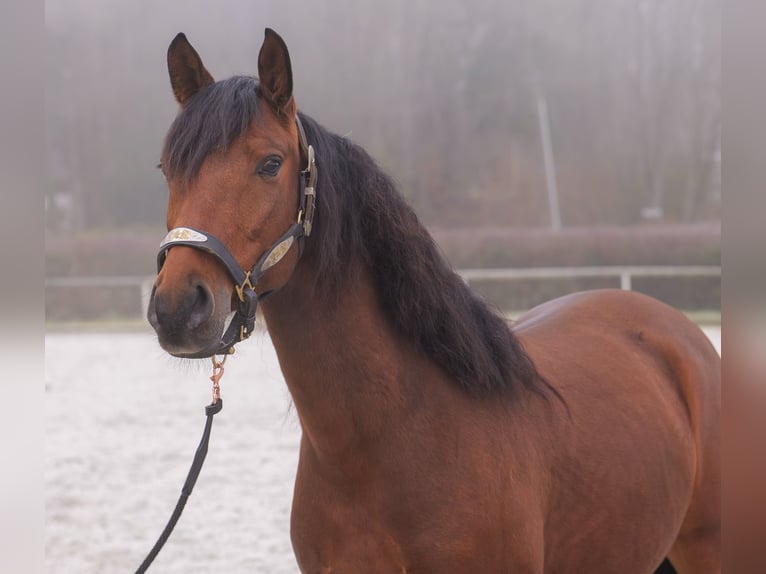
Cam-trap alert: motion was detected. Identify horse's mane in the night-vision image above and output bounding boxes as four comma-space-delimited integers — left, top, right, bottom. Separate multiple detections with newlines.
163, 76, 550, 398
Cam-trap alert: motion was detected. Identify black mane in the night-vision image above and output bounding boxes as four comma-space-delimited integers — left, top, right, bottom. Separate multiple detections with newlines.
164, 76, 549, 398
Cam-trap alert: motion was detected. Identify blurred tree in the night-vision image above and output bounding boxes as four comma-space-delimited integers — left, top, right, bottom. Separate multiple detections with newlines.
45, 0, 720, 232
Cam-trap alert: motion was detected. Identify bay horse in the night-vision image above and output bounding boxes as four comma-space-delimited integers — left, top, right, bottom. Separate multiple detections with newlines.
147, 29, 720, 573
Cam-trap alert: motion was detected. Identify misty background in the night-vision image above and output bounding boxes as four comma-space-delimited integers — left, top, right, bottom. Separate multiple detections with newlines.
44, 0, 721, 316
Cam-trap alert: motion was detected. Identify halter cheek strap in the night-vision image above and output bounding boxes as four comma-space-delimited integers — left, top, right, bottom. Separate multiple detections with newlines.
296, 115, 316, 237
155, 115, 317, 355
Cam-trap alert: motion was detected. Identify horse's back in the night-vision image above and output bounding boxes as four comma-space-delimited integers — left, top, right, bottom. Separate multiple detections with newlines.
513, 289, 720, 572
515, 288, 720, 406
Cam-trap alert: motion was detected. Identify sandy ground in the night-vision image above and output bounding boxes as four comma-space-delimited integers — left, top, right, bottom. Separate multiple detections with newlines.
45, 327, 721, 573
46, 330, 301, 574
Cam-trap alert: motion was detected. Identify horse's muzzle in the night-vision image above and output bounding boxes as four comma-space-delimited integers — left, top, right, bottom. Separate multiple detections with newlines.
147, 278, 228, 358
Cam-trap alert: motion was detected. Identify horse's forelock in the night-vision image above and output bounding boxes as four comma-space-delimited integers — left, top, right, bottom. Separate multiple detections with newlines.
163, 76, 263, 182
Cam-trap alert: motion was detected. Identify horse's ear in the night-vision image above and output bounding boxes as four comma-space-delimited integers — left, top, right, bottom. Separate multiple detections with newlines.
167, 33, 214, 106
257, 28, 295, 117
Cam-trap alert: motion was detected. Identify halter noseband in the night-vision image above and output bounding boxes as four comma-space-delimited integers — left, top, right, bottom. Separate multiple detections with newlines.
156, 115, 317, 355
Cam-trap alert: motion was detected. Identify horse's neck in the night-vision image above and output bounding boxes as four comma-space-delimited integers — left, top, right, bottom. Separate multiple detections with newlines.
261, 262, 427, 467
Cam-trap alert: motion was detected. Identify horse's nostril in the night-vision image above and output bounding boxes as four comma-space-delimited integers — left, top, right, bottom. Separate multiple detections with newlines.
186, 282, 214, 330
147, 283, 160, 327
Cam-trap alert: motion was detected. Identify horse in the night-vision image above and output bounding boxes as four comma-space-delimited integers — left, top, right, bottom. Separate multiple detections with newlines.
147, 29, 720, 573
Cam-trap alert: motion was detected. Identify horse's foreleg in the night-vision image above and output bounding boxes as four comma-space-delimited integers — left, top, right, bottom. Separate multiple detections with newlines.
653, 558, 676, 573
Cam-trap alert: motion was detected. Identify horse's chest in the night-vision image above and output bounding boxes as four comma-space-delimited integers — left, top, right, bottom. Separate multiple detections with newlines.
288, 424, 539, 572
290, 509, 409, 573
289, 489, 530, 574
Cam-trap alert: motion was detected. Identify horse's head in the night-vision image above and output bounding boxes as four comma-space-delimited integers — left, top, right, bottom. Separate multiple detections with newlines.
148, 29, 311, 358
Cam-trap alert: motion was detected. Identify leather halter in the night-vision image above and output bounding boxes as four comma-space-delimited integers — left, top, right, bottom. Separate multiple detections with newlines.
156, 115, 317, 355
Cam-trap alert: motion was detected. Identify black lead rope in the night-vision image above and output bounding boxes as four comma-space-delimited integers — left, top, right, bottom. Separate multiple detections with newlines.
134, 359, 226, 573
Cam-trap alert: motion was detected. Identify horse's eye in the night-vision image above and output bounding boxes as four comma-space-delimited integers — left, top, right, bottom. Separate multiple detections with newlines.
257, 156, 283, 177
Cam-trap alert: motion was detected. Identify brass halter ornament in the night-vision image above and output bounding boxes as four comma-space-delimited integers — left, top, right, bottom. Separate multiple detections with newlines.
156, 115, 317, 355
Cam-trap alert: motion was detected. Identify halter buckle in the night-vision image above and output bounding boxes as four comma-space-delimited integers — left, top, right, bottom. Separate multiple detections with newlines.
239, 323, 252, 341
234, 271, 256, 303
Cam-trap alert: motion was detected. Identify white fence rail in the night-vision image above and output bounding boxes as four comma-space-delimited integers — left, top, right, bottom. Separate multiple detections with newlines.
46, 266, 720, 316
457, 265, 721, 291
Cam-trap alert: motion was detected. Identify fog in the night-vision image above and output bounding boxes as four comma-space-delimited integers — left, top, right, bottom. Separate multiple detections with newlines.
46, 0, 720, 232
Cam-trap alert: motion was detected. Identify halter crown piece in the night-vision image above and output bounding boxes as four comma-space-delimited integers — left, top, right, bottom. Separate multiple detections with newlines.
156, 115, 317, 355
